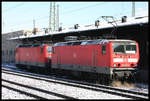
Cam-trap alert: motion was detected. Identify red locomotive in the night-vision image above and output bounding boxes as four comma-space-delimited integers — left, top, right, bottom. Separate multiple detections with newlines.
15, 39, 139, 81
51, 39, 139, 80
15, 44, 52, 70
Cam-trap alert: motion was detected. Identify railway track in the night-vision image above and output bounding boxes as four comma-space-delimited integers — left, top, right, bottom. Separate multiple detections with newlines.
2, 78, 76, 99
2, 84, 48, 99
2, 66, 148, 100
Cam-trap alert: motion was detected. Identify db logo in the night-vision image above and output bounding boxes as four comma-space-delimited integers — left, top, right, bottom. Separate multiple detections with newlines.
26, 53, 29, 56
73, 53, 76, 58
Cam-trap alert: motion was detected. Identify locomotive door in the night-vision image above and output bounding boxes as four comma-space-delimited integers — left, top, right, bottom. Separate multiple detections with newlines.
57, 49, 60, 66
92, 48, 98, 67
101, 45, 107, 67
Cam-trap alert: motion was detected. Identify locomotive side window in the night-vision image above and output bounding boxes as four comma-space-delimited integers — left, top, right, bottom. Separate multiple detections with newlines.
52, 47, 55, 54
102, 45, 106, 54
41, 47, 43, 53
47, 46, 52, 53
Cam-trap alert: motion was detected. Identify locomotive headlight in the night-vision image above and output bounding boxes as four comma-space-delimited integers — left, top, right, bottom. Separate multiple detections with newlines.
113, 58, 123, 62
128, 58, 137, 62
113, 64, 117, 67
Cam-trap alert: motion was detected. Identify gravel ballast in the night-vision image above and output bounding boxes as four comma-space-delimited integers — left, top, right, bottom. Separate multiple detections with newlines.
2, 70, 131, 99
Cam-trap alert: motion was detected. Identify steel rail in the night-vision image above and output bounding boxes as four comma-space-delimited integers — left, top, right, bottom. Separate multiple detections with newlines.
2, 67, 148, 99
2, 85, 47, 99
2, 78, 77, 99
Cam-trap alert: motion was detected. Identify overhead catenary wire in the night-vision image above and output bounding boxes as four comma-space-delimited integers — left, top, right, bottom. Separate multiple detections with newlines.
6, 2, 109, 29
4, 2, 136, 33
3, 3, 25, 12
62, 2, 108, 14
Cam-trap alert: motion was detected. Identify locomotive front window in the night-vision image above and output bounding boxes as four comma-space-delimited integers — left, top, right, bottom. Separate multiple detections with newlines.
113, 43, 137, 54
125, 45, 137, 54
113, 44, 125, 53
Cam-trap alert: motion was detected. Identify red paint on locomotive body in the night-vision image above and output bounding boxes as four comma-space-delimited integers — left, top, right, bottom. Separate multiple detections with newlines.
52, 42, 111, 67
15, 44, 52, 67
51, 39, 139, 78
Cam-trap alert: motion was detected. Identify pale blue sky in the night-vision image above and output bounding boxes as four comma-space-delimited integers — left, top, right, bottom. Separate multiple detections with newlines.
2, 2, 148, 33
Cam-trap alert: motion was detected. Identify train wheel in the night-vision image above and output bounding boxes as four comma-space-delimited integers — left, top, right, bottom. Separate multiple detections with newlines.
128, 74, 135, 83
97, 74, 104, 84
26, 65, 31, 71
70, 71, 82, 80
16, 64, 26, 70
112, 73, 119, 81
16, 64, 21, 68
98, 74, 109, 85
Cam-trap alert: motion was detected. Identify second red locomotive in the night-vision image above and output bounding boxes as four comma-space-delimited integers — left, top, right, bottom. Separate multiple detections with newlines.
15, 44, 52, 70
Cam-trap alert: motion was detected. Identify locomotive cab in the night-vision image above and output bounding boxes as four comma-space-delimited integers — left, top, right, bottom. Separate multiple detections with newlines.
110, 40, 139, 80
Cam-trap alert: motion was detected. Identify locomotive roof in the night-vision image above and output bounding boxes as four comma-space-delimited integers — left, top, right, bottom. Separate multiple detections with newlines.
17, 44, 50, 48
53, 39, 136, 46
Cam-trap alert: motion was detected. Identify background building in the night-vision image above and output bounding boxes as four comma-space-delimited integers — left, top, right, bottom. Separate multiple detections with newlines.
2, 30, 31, 64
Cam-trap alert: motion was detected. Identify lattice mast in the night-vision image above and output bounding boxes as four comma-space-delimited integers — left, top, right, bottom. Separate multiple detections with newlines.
49, 2, 59, 32
132, 2, 135, 17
